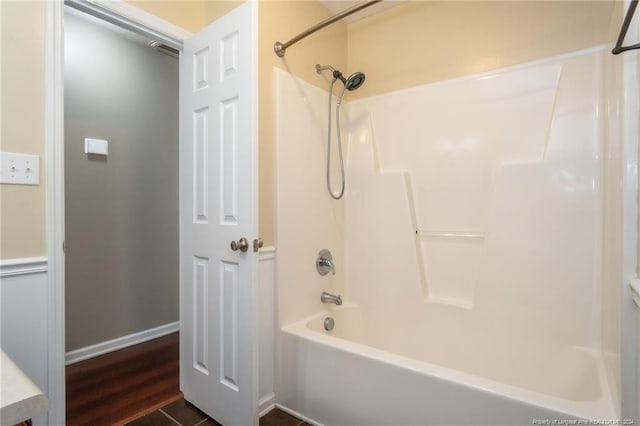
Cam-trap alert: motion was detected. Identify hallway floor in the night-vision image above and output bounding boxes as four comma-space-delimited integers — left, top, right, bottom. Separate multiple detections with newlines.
66, 332, 181, 425
66, 332, 308, 425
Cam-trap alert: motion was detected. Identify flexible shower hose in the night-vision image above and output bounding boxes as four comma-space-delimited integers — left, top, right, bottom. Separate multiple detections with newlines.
326, 78, 346, 200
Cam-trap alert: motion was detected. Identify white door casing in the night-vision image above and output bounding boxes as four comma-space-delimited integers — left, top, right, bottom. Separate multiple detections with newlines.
179, 2, 258, 426
44, 1, 258, 424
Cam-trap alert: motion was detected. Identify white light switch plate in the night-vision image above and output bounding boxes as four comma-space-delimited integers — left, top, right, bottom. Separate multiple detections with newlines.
0, 152, 40, 185
84, 138, 108, 156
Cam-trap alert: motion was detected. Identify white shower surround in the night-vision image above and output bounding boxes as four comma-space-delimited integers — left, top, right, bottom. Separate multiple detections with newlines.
275, 46, 619, 425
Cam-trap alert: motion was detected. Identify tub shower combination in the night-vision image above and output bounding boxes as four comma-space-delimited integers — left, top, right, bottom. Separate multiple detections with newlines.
275, 43, 623, 425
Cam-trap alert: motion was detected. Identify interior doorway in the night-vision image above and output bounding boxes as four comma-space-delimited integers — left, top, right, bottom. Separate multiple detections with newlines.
49, 2, 260, 425
63, 6, 180, 424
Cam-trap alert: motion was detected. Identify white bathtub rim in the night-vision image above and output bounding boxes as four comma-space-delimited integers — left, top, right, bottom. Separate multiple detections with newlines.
282, 310, 616, 421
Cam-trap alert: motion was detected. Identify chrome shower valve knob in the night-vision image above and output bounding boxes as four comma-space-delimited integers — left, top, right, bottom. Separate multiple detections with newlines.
316, 249, 335, 275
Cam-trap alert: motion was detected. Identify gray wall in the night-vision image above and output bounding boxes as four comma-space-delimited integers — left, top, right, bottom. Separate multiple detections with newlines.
64, 11, 178, 351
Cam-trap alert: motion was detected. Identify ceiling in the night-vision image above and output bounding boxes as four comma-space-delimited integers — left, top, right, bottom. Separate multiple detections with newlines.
317, 0, 406, 24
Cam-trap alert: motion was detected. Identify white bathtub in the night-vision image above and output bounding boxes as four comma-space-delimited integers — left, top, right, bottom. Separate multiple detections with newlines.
277, 305, 616, 426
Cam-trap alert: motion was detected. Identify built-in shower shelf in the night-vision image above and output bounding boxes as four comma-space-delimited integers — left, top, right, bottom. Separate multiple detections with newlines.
415, 230, 485, 239
415, 229, 484, 310
424, 296, 474, 310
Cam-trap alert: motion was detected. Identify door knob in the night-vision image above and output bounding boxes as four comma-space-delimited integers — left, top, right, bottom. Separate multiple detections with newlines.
253, 238, 264, 252
230, 237, 249, 252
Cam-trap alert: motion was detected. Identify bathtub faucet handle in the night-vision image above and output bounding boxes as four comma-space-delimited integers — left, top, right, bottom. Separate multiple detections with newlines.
319, 258, 335, 275
316, 249, 335, 276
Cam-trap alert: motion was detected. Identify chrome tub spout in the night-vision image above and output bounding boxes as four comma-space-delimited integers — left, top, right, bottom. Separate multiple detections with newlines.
321, 291, 342, 306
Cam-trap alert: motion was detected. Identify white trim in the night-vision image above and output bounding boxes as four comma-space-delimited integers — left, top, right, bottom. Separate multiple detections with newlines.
0, 257, 48, 277
65, 322, 180, 365
258, 393, 275, 418
45, 1, 66, 425
65, 0, 191, 49
630, 277, 640, 308
257, 247, 276, 417
275, 404, 322, 426
258, 246, 276, 261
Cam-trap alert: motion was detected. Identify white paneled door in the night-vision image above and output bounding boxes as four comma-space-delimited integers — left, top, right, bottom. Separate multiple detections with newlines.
179, 2, 258, 426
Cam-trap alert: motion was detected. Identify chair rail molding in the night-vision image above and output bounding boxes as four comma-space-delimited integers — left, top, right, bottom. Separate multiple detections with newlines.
0, 257, 48, 277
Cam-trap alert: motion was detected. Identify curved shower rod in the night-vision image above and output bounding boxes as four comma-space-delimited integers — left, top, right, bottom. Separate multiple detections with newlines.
613, 0, 640, 54
274, 0, 382, 58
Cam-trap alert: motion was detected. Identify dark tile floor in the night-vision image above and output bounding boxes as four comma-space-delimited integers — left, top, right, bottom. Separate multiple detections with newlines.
259, 408, 312, 426
126, 397, 311, 426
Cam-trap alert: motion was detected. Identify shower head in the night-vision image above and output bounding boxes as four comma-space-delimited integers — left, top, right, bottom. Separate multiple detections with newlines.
344, 72, 365, 91
336, 72, 366, 105
316, 64, 366, 92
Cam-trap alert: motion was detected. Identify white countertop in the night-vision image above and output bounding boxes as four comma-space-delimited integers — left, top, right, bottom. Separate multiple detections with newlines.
0, 349, 50, 425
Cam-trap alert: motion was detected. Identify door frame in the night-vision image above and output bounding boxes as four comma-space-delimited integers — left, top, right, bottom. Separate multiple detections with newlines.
45, 1, 193, 423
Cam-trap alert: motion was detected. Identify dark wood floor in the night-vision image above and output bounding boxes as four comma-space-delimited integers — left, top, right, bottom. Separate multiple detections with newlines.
66, 332, 181, 425
66, 332, 308, 425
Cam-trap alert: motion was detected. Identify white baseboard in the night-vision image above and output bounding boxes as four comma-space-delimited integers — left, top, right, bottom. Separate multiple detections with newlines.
258, 392, 276, 417
65, 321, 179, 365
275, 404, 322, 426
